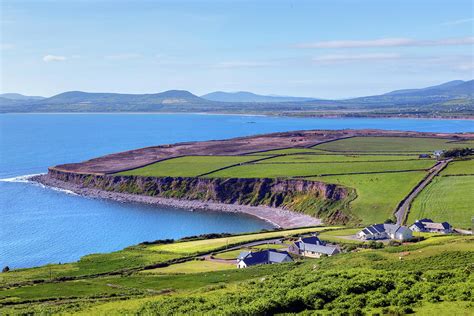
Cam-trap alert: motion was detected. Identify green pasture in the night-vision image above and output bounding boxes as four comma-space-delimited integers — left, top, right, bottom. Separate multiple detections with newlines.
310, 171, 427, 224
142, 260, 236, 274
313, 136, 469, 152
441, 159, 474, 175
258, 153, 420, 163
207, 159, 434, 178
247, 148, 326, 155
115, 155, 265, 177
149, 227, 330, 255
409, 175, 474, 228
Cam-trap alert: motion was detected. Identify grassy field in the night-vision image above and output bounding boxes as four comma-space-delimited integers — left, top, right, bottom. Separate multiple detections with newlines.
115, 155, 265, 177
7, 235, 468, 315
257, 153, 419, 163
409, 175, 474, 228
441, 159, 474, 175
313, 136, 469, 152
247, 148, 326, 155
310, 171, 427, 224
141, 260, 236, 274
207, 159, 434, 178
148, 227, 330, 254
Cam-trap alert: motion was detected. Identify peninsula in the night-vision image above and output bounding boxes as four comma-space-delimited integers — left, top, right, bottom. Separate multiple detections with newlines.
33, 129, 474, 228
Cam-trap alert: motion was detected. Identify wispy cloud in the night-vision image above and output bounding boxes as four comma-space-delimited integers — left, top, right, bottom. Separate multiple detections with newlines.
441, 18, 474, 26
104, 53, 142, 60
212, 61, 275, 69
297, 37, 474, 49
43, 55, 67, 62
312, 53, 401, 64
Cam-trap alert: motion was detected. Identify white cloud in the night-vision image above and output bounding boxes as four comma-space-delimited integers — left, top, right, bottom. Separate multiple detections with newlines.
456, 63, 474, 71
213, 61, 274, 69
441, 18, 474, 26
104, 53, 141, 60
312, 53, 401, 64
43, 55, 67, 62
298, 37, 474, 49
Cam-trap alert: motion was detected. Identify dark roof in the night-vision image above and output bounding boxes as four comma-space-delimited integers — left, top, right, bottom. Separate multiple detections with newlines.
240, 249, 292, 266
419, 218, 433, 223
360, 224, 411, 236
300, 236, 325, 246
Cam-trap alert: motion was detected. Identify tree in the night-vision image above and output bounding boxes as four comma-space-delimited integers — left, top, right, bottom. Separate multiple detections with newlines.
2, 266, 10, 273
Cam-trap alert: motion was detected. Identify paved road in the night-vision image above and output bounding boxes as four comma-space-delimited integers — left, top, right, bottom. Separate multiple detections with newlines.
394, 159, 451, 225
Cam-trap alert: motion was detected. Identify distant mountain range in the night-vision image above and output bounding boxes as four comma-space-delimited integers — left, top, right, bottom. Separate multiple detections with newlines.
201, 91, 317, 103
0, 93, 46, 101
1, 80, 472, 118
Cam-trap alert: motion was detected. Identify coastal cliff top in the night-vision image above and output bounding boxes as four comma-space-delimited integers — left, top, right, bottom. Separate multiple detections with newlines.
51, 129, 474, 175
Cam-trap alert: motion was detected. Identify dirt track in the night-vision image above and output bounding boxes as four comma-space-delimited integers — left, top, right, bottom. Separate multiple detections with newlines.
394, 159, 451, 224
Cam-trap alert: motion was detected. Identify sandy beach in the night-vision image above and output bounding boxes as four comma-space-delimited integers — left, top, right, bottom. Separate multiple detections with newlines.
31, 174, 322, 229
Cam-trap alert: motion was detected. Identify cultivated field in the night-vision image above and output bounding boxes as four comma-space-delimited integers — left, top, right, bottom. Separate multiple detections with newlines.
109, 135, 473, 226
409, 159, 474, 228
313, 136, 472, 152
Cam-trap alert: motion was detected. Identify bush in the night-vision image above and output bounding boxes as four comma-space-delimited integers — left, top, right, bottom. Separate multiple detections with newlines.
2, 266, 9, 273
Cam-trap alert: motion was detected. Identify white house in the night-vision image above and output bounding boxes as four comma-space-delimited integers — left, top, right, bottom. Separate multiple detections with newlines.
410, 218, 453, 234
288, 236, 340, 258
357, 224, 413, 241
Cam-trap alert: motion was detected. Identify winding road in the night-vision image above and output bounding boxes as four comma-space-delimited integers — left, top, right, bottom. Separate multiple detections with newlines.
394, 159, 451, 225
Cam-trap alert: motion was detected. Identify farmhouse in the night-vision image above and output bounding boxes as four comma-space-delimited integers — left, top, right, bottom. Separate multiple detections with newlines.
288, 236, 340, 258
410, 218, 453, 234
236, 249, 293, 268
357, 224, 413, 241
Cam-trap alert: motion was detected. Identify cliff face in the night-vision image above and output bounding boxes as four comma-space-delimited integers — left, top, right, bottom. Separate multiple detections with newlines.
48, 169, 355, 224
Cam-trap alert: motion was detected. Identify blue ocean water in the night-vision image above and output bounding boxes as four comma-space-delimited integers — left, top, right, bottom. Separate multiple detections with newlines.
1, 114, 473, 268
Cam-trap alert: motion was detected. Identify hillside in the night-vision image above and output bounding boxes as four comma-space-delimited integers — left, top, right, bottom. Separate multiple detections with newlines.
0, 93, 45, 100
1, 227, 472, 315
1, 80, 473, 118
201, 91, 316, 102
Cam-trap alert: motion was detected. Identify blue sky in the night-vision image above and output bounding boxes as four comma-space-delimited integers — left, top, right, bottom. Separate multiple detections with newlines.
1, 0, 473, 98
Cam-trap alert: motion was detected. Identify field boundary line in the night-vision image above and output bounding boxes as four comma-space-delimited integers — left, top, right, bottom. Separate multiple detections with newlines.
297, 169, 427, 178
394, 159, 451, 225
194, 155, 282, 177
256, 158, 424, 165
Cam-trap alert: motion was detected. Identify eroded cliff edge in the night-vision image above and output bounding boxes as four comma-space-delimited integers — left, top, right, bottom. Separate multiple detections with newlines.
46, 169, 356, 225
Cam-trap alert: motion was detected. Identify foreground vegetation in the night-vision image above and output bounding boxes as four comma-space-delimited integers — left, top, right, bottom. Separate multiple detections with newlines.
2, 229, 472, 315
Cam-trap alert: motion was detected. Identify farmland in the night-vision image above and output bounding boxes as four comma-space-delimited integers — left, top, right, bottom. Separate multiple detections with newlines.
103, 134, 473, 226
409, 159, 474, 228
116, 155, 266, 177
313, 136, 472, 152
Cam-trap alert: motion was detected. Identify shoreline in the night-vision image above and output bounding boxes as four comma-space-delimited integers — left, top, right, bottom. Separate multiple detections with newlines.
2, 112, 473, 120
31, 174, 322, 229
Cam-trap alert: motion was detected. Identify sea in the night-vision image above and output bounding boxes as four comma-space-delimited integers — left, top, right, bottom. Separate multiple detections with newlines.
1, 113, 473, 268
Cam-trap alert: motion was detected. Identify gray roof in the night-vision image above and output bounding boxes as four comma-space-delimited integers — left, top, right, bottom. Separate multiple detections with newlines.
240, 249, 292, 266
360, 224, 410, 236
295, 241, 339, 255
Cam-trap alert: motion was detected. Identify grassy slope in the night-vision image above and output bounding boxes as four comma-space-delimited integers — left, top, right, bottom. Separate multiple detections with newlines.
116, 155, 265, 177
36, 236, 472, 316
0, 227, 325, 286
409, 175, 474, 228
148, 227, 330, 254
310, 172, 428, 224
207, 160, 434, 178
314, 136, 469, 152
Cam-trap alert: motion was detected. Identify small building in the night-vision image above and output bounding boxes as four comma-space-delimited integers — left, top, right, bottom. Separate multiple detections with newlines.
236, 249, 293, 269
357, 224, 413, 241
418, 154, 431, 158
433, 150, 444, 158
288, 236, 340, 258
410, 218, 453, 234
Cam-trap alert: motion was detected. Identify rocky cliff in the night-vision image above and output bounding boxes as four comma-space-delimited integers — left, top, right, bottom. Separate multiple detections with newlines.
48, 169, 356, 224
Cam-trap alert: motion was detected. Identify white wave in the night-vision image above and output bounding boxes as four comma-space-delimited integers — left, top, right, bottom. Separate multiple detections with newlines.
0, 173, 78, 195
0, 173, 44, 183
